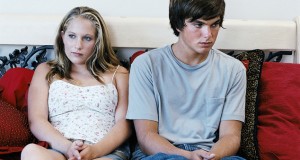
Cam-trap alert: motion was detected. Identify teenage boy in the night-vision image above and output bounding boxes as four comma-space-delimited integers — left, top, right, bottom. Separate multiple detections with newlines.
127, 0, 246, 159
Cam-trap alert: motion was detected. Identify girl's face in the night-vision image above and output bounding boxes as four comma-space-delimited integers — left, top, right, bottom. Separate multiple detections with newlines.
62, 16, 96, 65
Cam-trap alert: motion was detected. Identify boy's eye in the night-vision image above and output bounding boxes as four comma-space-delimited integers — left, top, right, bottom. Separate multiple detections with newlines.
211, 21, 221, 28
211, 23, 220, 28
194, 22, 204, 28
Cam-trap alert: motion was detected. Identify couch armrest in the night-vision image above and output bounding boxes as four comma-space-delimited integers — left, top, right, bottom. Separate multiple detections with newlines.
0, 45, 53, 78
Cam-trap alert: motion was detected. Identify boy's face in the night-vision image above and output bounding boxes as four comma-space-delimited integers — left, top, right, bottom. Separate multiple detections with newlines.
178, 16, 221, 55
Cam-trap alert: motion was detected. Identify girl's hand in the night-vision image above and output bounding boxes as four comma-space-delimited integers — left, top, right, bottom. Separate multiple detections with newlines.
67, 140, 85, 160
78, 144, 97, 160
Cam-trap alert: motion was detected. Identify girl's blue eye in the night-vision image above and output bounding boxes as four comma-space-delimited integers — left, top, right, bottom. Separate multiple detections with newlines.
84, 36, 92, 41
68, 34, 76, 39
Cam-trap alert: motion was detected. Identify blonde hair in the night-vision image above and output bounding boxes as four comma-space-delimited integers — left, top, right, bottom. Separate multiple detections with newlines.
46, 6, 119, 83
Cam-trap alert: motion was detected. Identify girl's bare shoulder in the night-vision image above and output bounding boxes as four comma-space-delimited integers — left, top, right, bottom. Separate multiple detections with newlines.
32, 62, 52, 78
35, 62, 51, 72
116, 65, 129, 74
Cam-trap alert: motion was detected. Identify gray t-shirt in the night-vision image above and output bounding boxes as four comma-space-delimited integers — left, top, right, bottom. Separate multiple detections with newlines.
126, 45, 246, 151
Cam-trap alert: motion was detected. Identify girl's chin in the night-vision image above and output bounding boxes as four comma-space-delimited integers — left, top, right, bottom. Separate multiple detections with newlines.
69, 59, 86, 65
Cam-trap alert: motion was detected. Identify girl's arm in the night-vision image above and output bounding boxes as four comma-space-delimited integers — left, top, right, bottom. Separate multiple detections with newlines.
79, 66, 132, 159
28, 63, 73, 157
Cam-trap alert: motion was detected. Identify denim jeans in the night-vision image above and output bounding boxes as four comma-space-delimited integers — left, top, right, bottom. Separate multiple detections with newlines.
102, 141, 131, 160
131, 144, 246, 160
52, 140, 131, 160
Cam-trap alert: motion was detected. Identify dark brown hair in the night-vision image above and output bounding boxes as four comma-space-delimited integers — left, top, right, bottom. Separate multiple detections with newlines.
169, 0, 225, 36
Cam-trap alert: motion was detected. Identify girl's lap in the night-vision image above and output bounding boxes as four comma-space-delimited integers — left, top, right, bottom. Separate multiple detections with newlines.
21, 143, 66, 160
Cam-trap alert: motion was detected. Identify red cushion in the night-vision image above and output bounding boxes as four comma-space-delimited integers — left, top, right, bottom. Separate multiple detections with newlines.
241, 60, 249, 70
258, 62, 300, 159
130, 50, 146, 64
0, 98, 34, 151
0, 68, 34, 111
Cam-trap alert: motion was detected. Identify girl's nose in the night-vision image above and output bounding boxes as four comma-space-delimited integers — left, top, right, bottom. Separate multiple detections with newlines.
75, 39, 83, 50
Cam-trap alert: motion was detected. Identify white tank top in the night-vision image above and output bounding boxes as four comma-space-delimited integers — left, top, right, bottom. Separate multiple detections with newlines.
48, 66, 119, 144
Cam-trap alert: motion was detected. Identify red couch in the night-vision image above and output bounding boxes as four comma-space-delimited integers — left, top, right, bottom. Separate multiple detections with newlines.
1, 50, 300, 160
0, 68, 48, 160
256, 62, 300, 159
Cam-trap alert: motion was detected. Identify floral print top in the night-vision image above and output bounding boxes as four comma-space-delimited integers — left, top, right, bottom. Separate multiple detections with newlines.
48, 73, 118, 144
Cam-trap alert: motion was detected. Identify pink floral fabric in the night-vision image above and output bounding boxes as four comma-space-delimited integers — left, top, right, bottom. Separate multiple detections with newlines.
48, 80, 118, 144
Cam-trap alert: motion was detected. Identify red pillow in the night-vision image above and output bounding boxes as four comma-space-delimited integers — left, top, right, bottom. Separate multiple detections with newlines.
0, 98, 35, 151
0, 68, 34, 111
241, 60, 249, 70
258, 62, 300, 159
130, 50, 146, 64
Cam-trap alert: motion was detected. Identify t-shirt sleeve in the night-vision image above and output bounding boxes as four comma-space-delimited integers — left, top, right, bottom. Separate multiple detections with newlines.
222, 62, 246, 122
126, 55, 158, 121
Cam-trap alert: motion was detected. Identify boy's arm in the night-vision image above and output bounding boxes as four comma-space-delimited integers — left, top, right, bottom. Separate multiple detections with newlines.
209, 120, 243, 160
134, 119, 192, 158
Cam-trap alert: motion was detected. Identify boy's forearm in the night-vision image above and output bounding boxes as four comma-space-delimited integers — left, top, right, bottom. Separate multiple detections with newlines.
209, 134, 241, 159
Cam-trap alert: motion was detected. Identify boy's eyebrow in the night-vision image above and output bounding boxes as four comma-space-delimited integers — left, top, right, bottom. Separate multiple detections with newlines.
212, 19, 221, 24
194, 18, 221, 24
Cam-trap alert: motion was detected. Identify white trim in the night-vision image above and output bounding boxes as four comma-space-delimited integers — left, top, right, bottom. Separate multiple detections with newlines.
0, 14, 298, 59
295, 16, 300, 63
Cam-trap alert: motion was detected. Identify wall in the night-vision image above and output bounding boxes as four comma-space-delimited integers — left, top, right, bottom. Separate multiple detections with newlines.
1, 0, 299, 20
0, 0, 299, 62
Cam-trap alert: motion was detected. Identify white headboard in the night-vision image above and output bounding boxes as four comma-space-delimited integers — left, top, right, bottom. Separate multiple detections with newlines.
0, 14, 299, 62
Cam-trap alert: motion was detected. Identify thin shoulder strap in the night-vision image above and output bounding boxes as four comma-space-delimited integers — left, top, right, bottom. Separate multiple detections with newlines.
111, 65, 120, 82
